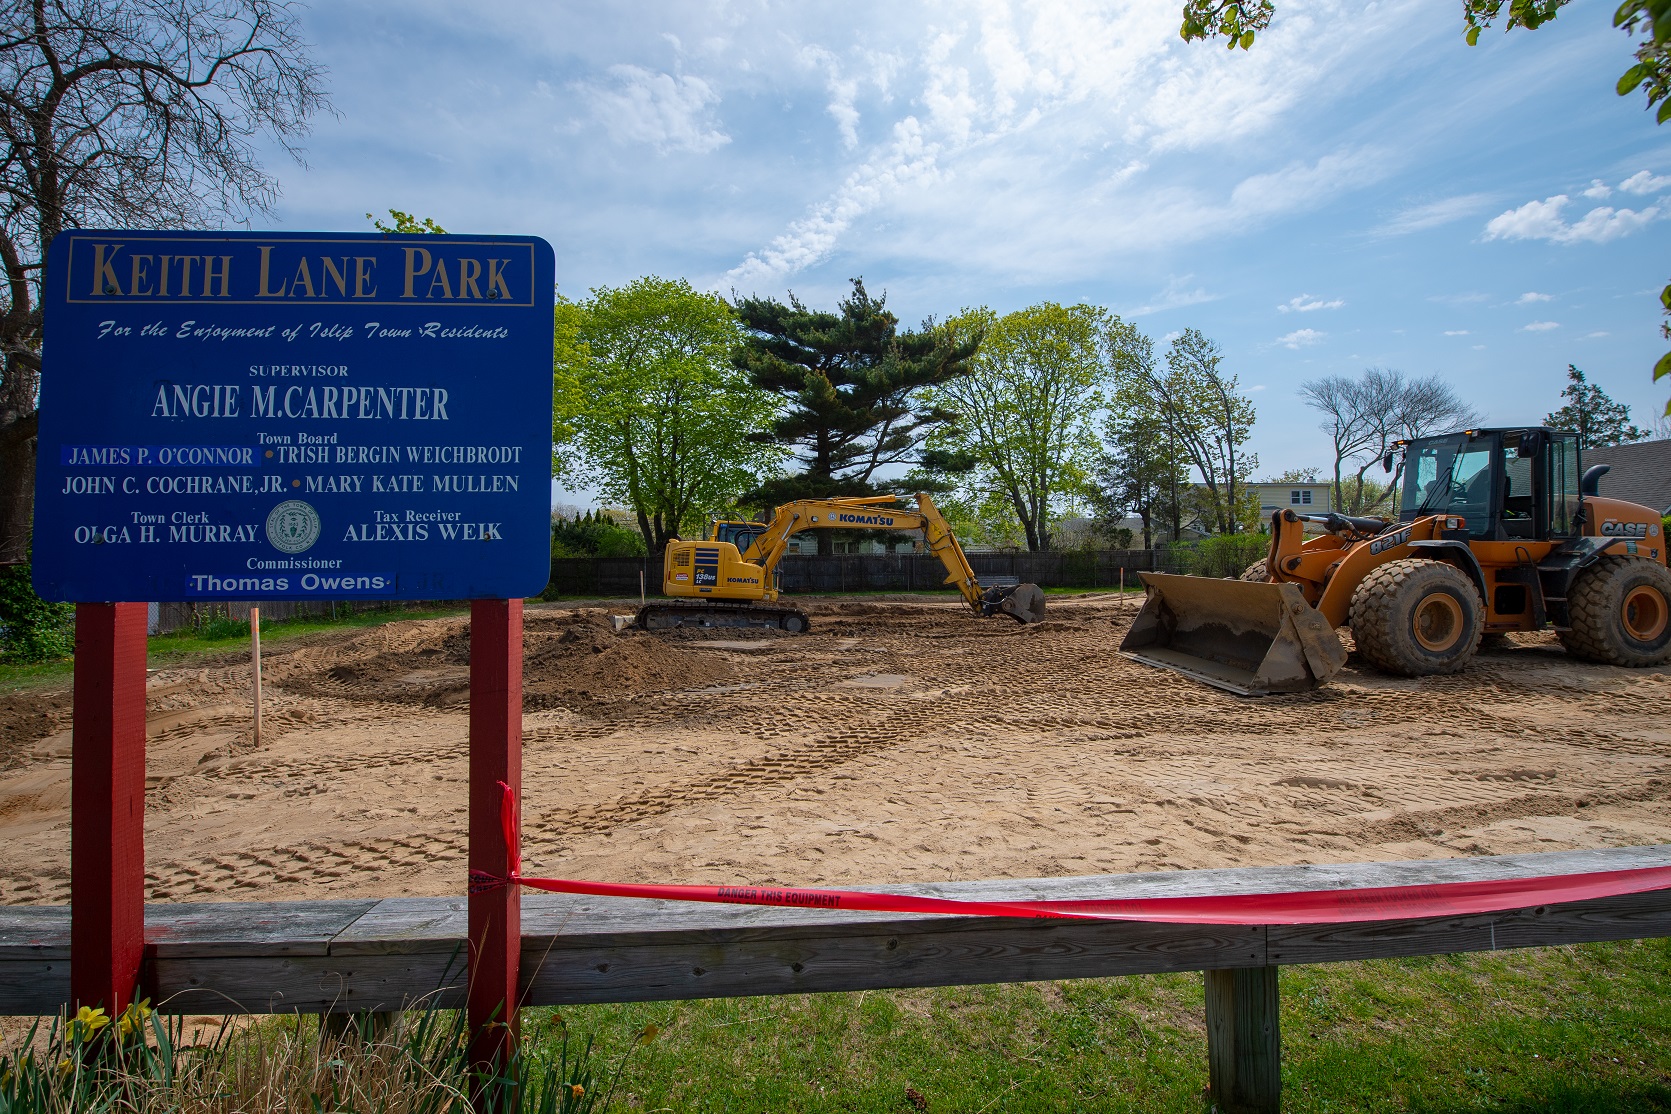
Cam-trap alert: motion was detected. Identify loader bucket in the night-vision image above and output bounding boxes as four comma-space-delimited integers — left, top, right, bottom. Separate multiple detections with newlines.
1118, 572, 1346, 696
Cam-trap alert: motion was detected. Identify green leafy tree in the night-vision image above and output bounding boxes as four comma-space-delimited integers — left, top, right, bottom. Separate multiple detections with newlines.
924, 303, 1110, 551
1545, 364, 1650, 448
1093, 342, 1190, 549
555, 277, 782, 552
732, 279, 978, 547
365, 209, 447, 234
1183, 0, 1671, 415
1160, 329, 1259, 534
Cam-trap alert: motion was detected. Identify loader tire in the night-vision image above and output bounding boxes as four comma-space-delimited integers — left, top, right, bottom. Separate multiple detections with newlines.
1239, 560, 1269, 582
1557, 557, 1671, 667
1350, 558, 1483, 677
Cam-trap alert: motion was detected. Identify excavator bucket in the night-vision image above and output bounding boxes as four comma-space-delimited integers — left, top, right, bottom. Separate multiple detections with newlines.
980, 582, 1047, 624
1118, 572, 1346, 696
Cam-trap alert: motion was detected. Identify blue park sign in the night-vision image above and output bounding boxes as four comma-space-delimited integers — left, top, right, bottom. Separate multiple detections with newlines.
32, 230, 556, 602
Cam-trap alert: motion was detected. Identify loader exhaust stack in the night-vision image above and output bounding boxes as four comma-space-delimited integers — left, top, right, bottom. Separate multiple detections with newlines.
1119, 572, 1346, 696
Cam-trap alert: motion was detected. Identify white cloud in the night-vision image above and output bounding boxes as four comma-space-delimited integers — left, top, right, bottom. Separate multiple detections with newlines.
1129, 274, 1217, 316
727, 116, 938, 285
1277, 328, 1325, 349
1429, 292, 1491, 305
1516, 291, 1553, 304
1483, 194, 1662, 245
578, 64, 730, 153
1619, 170, 1671, 195
1522, 321, 1560, 332
1278, 294, 1344, 313
1583, 179, 1613, 200
1584, 330, 1610, 338
1229, 149, 1386, 215
1443, 329, 1470, 336
1374, 193, 1493, 236
1248, 384, 1268, 392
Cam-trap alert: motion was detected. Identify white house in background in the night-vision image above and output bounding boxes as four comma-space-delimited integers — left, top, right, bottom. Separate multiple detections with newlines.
1248, 481, 1333, 527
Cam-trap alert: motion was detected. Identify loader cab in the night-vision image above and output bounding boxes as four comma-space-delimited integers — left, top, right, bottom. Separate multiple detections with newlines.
1395, 427, 1581, 542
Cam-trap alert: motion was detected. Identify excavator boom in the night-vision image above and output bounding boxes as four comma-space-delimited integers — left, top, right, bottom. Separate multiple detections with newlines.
640, 493, 1045, 631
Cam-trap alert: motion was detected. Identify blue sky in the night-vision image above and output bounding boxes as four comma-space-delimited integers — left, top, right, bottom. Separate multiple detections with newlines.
258, 0, 1671, 490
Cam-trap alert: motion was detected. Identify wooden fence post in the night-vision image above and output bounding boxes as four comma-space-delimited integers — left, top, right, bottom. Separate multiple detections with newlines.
1204, 966, 1281, 1114
71, 602, 148, 1016
469, 598, 523, 1090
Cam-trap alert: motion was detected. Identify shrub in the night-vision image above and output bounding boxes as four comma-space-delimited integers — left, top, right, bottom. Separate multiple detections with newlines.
1181, 533, 1268, 579
551, 512, 647, 558
0, 563, 75, 662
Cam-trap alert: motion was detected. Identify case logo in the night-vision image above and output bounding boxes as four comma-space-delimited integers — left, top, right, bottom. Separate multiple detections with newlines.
1602, 519, 1649, 538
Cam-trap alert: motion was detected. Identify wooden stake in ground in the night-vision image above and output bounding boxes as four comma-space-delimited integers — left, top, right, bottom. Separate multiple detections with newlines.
640, 568, 646, 608
250, 606, 262, 748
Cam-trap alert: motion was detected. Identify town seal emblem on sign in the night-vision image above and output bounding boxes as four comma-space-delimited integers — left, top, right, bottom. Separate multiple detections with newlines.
266, 500, 322, 554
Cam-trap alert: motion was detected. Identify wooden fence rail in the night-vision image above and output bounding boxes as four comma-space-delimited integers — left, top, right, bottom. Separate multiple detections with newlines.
5, 846, 1670, 1113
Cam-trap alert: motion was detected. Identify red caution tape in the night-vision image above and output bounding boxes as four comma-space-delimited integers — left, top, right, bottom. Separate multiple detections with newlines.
468, 784, 1671, 925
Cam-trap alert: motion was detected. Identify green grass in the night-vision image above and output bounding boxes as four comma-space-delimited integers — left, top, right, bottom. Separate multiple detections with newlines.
526, 940, 1671, 1112
0, 605, 468, 692
144, 605, 465, 662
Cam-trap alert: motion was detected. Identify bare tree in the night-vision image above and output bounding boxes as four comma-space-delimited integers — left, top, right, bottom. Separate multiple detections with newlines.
1300, 368, 1478, 515
0, 0, 330, 564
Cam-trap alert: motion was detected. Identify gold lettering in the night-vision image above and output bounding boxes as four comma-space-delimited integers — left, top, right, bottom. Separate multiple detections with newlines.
354, 257, 377, 298
321, 257, 350, 298
486, 259, 514, 301
425, 258, 454, 299
129, 254, 153, 297
204, 255, 232, 297
458, 258, 483, 299
402, 247, 432, 298
156, 255, 172, 297
90, 243, 124, 296
256, 246, 288, 297
290, 257, 317, 298
177, 255, 198, 295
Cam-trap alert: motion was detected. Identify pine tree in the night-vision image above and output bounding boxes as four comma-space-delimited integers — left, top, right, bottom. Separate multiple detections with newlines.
732, 279, 978, 551
1545, 365, 1649, 448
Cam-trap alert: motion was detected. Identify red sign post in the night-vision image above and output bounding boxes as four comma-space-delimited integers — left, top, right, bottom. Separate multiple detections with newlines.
70, 602, 148, 1015
468, 598, 523, 1082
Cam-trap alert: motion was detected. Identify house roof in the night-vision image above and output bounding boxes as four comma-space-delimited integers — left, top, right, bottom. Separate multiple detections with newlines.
1584, 439, 1671, 515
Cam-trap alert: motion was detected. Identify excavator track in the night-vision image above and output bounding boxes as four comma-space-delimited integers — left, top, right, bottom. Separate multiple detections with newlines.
636, 601, 811, 633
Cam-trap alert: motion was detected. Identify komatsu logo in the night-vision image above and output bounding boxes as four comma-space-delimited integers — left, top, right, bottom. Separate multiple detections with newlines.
726, 576, 760, 584
836, 513, 896, 526
1602, 519, 1649, 538
1369, 527, 1412, 555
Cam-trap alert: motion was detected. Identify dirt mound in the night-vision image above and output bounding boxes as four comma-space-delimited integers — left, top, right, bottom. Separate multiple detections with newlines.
524, 617, 731, 704
280, 608, 732, 708
0, 686, 71, 769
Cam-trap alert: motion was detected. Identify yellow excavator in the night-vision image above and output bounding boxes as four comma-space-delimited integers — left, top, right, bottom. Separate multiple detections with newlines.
1120, 426, 1671, 695
637, 493, 1047, 632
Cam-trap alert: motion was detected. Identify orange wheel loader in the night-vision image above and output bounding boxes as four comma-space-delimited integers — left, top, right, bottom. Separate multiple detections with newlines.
1119, 427, 1671, 694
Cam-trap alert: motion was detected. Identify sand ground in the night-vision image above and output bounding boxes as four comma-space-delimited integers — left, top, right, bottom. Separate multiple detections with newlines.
2, 595, 1669, 906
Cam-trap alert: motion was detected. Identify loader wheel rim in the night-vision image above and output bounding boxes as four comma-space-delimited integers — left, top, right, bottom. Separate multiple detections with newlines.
1621, 585, 1667, 642
1412, 591, 1465, 653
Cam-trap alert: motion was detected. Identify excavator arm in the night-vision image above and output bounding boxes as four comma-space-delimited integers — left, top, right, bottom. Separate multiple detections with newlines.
733, 494, 1044, 622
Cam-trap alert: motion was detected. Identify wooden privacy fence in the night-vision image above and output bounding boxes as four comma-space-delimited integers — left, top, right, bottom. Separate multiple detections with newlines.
545, 548, 1163, 599
5, 845, 1670, 1114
